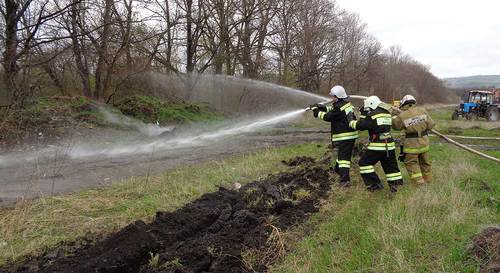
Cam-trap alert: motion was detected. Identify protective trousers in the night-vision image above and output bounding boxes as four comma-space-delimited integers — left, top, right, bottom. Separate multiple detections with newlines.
333, 139, 355, 183
358, 149, 403, 189
404, 151, 431, 184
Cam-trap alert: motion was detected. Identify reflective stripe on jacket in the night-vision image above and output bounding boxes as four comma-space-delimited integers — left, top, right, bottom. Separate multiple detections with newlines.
392, 105, 435, 154
349, 106, 395, 151
316, 99, 358, 142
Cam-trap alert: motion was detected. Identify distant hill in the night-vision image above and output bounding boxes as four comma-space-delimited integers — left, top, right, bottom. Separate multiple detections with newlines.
443, 75, 500, 89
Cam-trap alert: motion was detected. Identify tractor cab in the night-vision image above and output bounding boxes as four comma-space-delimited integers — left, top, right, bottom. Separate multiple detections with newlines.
452, 90, 499, 121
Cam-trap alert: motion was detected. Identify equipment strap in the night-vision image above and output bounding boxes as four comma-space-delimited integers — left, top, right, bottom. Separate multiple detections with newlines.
406, 130, 429, 138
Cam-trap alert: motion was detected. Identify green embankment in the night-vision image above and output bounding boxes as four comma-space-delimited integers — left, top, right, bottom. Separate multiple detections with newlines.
114, 95, 222, 124
0, 95, 221, 144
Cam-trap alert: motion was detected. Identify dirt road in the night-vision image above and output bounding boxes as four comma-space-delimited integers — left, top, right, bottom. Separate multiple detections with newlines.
0, 128, 328, 206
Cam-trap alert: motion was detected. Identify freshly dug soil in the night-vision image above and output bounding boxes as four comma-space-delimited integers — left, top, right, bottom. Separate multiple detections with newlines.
470, 226, 500, 273
281, 156, 315, 166
4, 159, 333, 273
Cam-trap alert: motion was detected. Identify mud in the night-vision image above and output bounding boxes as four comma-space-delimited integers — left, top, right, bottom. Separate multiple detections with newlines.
3, 160, 334, 273
281, 156, 315, 166
470, 226, 500, 273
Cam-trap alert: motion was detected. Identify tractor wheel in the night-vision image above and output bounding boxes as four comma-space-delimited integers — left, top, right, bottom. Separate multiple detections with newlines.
466, 112, 479, 120
451, 111, 459, 120
485, 107, 499, 122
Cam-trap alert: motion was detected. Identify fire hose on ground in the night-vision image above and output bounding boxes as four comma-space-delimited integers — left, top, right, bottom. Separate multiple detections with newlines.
307, 95, 500, 164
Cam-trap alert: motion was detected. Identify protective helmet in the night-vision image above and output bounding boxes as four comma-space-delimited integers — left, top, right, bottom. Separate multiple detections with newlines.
400, 94, 416, 107
329, 85, 348, 98
364, 95, 382, 110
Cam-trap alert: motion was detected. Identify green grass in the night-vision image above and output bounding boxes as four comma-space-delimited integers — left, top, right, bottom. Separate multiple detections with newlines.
271, 143, 499, 273
0, 143, 325, 265
13, 96, 106, 127
114, 95, 222, 124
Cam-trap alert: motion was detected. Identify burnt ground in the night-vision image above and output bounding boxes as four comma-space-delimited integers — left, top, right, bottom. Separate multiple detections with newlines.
470, 226, 500, 273
3, 158, 334, 273
0, 127, 329, 206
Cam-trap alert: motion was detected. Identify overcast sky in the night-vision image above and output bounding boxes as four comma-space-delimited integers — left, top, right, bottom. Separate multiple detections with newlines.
336, 0, 500, 78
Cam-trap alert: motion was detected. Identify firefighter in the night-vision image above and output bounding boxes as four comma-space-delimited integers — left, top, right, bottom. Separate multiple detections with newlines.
311, 85, 358, 187
392, 95, 435, 184
349, 96, 403, 192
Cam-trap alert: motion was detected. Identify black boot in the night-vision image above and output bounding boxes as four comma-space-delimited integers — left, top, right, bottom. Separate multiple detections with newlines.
339, 180, 351, 187
367, 183, 383, 192
389, 184, 398, 193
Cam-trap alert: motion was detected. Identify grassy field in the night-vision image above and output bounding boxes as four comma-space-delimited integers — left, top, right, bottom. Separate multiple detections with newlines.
0, 106, 499, 272
428, 107, 500, 136
271, 143, 499, 273
268, 107, 500, 273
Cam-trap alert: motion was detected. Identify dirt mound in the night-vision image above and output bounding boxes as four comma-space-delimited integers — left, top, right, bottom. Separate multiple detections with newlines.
4, 160, 332, 273
281, 156, 315, 166
470, 226, 500, 273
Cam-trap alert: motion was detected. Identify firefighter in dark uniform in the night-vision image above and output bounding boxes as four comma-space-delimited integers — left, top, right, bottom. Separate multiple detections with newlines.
349, 95, 403, 192
311, 85, 358, 187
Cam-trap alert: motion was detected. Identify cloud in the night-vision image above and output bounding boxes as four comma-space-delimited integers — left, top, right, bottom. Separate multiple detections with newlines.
336, 0, 500, 77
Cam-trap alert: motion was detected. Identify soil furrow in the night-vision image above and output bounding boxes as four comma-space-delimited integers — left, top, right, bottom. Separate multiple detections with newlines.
4, 157, 333, 273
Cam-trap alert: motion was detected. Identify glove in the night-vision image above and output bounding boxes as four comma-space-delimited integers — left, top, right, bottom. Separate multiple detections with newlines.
346, 112, 355, 123
358, 107, 368, 119
311, 103, 327, 112
313, 108, 320, 118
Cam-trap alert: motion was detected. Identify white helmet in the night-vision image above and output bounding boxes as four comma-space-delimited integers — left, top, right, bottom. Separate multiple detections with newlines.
329, 85, 348, 98
400, 94, 416, 107
364, 95, 382, 110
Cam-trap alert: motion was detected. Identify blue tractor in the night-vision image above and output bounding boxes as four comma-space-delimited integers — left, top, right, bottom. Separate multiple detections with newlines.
452, 90, 499, 121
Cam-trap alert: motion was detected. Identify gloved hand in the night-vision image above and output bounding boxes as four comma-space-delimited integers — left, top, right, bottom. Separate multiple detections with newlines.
313, 107, 320, 118
311, 103, 327, 112
358, 107, 368, 119
346, 112, 355, 123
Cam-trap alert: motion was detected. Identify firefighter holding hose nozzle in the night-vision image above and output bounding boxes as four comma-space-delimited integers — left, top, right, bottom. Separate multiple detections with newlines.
311, 85, 358, 187
349, 96, 404, 192
392, 95, 435, 184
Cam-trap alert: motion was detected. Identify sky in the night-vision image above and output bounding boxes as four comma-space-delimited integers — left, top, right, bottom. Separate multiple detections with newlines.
335, 0, 500, 78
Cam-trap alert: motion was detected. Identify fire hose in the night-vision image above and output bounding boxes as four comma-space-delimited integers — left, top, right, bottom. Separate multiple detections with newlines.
307, 95, 500, 164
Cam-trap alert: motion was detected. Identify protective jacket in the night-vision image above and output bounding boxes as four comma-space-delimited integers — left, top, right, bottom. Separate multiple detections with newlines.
392, 105, 435, 154
317, 99, 358, 142
349, 106, 395, 151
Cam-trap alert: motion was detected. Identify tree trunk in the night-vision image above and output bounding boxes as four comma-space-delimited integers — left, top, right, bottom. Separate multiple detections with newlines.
70, 0, 92, 98
2, 0, 20, 103
94, 0, 113, 100
185, 0, 194, 73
